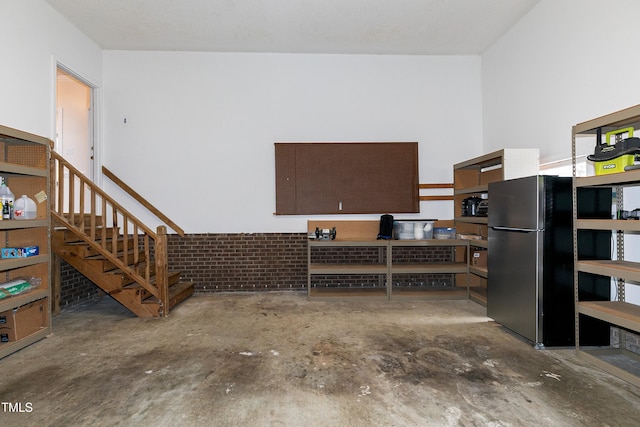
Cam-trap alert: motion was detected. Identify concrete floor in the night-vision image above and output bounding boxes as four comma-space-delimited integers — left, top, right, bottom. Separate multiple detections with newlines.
2, 292, 640, 426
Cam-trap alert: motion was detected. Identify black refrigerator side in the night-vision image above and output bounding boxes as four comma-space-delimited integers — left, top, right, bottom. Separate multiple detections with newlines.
540, 177, 611, 347
539, 176, 573, 347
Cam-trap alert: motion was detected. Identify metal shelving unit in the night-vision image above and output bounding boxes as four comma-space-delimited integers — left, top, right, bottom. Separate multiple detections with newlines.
453, 149, 539, 305
390, 239, 469, 300
0, 124, 52, 359
307, 238, 469, 300
572, 104, 640, 387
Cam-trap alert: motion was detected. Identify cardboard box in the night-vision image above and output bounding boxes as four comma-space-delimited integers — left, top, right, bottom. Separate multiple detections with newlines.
1, 246, 39, 259
472, 250, 487, 267
0, 298, 48, 342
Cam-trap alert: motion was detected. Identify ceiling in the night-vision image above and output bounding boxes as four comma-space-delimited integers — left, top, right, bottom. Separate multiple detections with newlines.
45, 0, 540, 55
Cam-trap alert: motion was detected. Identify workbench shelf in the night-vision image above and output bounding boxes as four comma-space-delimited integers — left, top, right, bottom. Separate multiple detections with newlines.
307, 239, 390, 300
0, 124, 52, 359
389, 239, 469, 300
572, 103, 640, 387
307, 237, 469, 301
453, 149, 539, 306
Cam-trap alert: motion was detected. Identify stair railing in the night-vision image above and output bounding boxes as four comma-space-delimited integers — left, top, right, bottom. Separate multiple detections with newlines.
102, 166, 185, 237
50, 151, 169, 316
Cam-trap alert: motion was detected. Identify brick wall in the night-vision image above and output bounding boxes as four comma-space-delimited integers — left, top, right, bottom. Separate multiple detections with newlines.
59, 260, 102, 308
167, 233, 308, 292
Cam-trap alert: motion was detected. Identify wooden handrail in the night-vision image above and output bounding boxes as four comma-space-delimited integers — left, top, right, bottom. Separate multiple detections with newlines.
102, 166, 185, 237
51, 150, 170, 316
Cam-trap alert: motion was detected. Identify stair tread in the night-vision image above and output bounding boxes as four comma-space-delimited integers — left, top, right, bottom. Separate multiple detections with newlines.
142, 281, 195, 304
122, 271, 181, 286
84, 250, 146, 261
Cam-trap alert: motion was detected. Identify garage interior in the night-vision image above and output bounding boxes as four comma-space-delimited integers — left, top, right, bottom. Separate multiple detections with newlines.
3, 1, 640, 426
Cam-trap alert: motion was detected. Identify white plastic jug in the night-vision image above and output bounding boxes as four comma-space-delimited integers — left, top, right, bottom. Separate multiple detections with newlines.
13, 195, 36, 220
413, 222, 425, 239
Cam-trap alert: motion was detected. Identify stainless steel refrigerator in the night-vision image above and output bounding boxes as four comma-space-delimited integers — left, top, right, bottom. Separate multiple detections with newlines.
488, 175, 611, 348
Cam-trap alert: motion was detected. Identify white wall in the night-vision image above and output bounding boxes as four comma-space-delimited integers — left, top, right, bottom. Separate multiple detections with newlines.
483, 0, 640, 302
482, 0, 640, 164
0, 0, 102, 140
103, 51, 482, 233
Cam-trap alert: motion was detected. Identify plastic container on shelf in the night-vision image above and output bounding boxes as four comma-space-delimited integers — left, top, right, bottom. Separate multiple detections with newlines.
13, 195, 36, 219
0, 176, 14, 219
433, 227, 456, 239
394, 220, 435, 240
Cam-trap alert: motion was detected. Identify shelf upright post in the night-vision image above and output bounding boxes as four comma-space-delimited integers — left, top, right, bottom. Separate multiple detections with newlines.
571, 125, 580, 353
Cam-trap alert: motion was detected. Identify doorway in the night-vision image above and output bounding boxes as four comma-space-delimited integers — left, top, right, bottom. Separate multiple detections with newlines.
56, 66, 96, 215
56, 66, 94, 180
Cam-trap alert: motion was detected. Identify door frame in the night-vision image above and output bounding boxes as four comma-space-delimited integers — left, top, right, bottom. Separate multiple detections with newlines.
52, 59, 102, 188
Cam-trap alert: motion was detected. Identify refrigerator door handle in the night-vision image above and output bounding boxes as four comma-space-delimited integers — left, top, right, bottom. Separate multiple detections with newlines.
491, 226, 539, 233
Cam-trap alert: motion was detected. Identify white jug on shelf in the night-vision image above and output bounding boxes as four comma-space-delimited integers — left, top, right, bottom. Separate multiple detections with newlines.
13, 195, 36, 219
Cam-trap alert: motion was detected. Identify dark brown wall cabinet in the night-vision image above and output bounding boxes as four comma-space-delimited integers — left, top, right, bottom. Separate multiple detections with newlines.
275, 142, 419, 215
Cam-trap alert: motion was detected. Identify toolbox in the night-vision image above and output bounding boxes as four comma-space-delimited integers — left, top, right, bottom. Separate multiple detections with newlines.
588, 127, 639, 175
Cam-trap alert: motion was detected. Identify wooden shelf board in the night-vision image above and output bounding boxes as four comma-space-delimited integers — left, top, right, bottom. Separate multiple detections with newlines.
391, 287, 468, 300
0, 219, 49, 230
577, 260, 640, 282
454, 185, 488, 195
0, 289, 49, 313
308, 239, 388, 247
391, 263, 468, 274
0, 162, 48, 177
469, 286, 487, 306
308, 287, 388, 300
577, 219, 640, 231
453, 150, 505, 170
467, 239, 488, 248
573, 104, 640, 134
577, 347, 640, 388
390, 239, 469, 247
0, 254, 50, 272
576, 169, 640, 188
454, 217, 488, 225
0, 326, 51, 359
0, 124, 52, 146
309, 264, 387, 275
579, 301, 640, 333
469, 266, 488, 278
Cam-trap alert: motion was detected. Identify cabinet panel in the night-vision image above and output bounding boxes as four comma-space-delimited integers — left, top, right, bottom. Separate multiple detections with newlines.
275, 142, 419, 215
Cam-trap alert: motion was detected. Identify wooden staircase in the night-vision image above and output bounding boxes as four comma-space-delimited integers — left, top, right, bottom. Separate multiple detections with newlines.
50, 151, 194, 317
